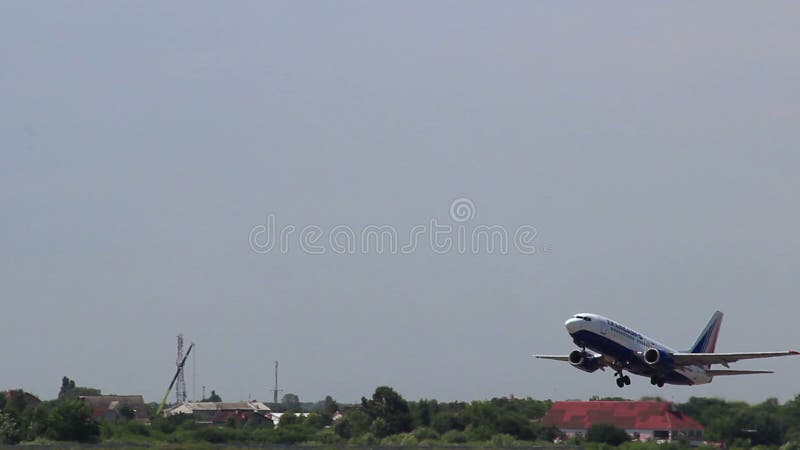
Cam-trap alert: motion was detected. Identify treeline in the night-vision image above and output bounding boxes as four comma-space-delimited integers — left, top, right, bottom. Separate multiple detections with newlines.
0, 391, 101, 443
96, 387, 559, 446
679, 396, 800, 447
4, 380, 800, 448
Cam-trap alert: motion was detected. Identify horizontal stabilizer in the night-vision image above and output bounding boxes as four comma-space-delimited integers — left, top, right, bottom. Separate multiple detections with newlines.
707, 369, 773, 376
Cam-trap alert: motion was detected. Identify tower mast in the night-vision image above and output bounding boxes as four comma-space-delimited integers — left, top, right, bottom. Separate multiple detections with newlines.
176, 334, 187, 404
271, 361, 282, 404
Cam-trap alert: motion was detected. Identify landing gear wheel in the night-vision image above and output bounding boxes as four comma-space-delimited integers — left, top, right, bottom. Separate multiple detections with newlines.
622, 375, 631, 385
616, 377, 625, 388
650, 377, 657, 385
657, 381, 664, 387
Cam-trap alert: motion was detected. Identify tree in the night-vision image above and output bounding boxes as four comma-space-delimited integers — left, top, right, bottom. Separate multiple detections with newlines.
57, 377, 100, 400
46, 400, 100, 442
3, 390, 29, 415
411, 399, 438, 428
24, 401, 51, 441
318, 395, 339, 416
305, 412, 330, 429
361, 386, 412, 437
679, 397, 755, 444
586, 423, 630, 446
0, 412, 20, 445
459, 399, 539, 440
334, 409, 371, 439
431, 411, 464, 434
334, 416, 353, 439
282, 393, 301, 412
205, 390, 222, 402
59, 376, 76, 398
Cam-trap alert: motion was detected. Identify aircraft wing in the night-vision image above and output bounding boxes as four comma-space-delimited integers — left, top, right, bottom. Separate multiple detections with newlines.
672, 350, 799, 366
533, 351, 605, 361
533, 355, 571, 361
706, 369, 773, 376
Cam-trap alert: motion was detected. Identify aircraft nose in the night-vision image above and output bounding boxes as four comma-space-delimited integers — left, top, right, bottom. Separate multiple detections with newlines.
565, 318, 583, 334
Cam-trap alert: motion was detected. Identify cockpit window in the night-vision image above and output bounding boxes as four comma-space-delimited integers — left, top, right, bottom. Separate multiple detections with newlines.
574, 315, 592, 321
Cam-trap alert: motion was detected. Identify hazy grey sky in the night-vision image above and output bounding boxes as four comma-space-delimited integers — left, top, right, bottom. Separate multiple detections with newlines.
2, 2, 799, 405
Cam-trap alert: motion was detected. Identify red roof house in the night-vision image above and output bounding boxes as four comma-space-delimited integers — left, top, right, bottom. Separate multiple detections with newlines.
542, 401, 704, 444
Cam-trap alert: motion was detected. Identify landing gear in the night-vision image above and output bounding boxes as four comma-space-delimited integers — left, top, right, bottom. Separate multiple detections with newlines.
650, 377, 665, 388
615, 372, 631, 388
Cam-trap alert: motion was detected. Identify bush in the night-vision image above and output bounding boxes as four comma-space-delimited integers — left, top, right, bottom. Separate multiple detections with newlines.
164, 429, 196, 444
249, 427, 276, 443
533, 423, 562, 442
313, 428, 341, 444
442, 429, 468, 443
351, 432, 380, 445
380, 432, 419, 446
465, 424, 494, 441
587, 423, 630, 446
192, 426, 232, 443
491, 433, 520, 446
122, 421, 150, 437
46, 400, 100, 443
413, 426, 439, 441
151, 412, 197, 435
271, 426, 313, 444
400, 433, 419, 446
620, 441, 680, 450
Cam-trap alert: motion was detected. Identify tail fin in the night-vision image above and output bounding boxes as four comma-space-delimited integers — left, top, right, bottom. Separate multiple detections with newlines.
689, 311, 723, 353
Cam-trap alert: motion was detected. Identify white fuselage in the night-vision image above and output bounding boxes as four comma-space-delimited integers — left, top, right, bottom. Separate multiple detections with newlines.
566, 313, 712, 385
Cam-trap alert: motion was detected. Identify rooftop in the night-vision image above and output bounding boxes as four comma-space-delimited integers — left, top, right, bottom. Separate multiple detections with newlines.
542, 401, 704, 431
165, 401, 271, 414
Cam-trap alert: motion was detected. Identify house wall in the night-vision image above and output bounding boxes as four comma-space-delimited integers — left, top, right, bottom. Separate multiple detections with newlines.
556, 428, 703, 445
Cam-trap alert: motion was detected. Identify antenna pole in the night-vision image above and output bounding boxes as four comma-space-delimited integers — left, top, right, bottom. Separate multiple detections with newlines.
192, 343, 196, 402
271, 361, 282, 404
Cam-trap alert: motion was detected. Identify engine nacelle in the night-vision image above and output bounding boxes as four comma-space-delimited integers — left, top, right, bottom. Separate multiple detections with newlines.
569, 350, 602, 373
643, 348, 674, 367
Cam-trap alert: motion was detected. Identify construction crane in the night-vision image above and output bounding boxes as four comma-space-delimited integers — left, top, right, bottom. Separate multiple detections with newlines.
155, 342, 194, 416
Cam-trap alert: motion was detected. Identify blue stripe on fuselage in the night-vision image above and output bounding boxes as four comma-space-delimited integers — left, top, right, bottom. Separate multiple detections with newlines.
570, 330, 694, 385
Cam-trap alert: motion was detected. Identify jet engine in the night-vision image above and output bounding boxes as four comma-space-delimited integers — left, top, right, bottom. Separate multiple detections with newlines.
569, 349, 602, 373
644, 348, 675, 367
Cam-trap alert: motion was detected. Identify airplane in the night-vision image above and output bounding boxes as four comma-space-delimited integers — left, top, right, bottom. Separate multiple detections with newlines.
534, 311, 799, 388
